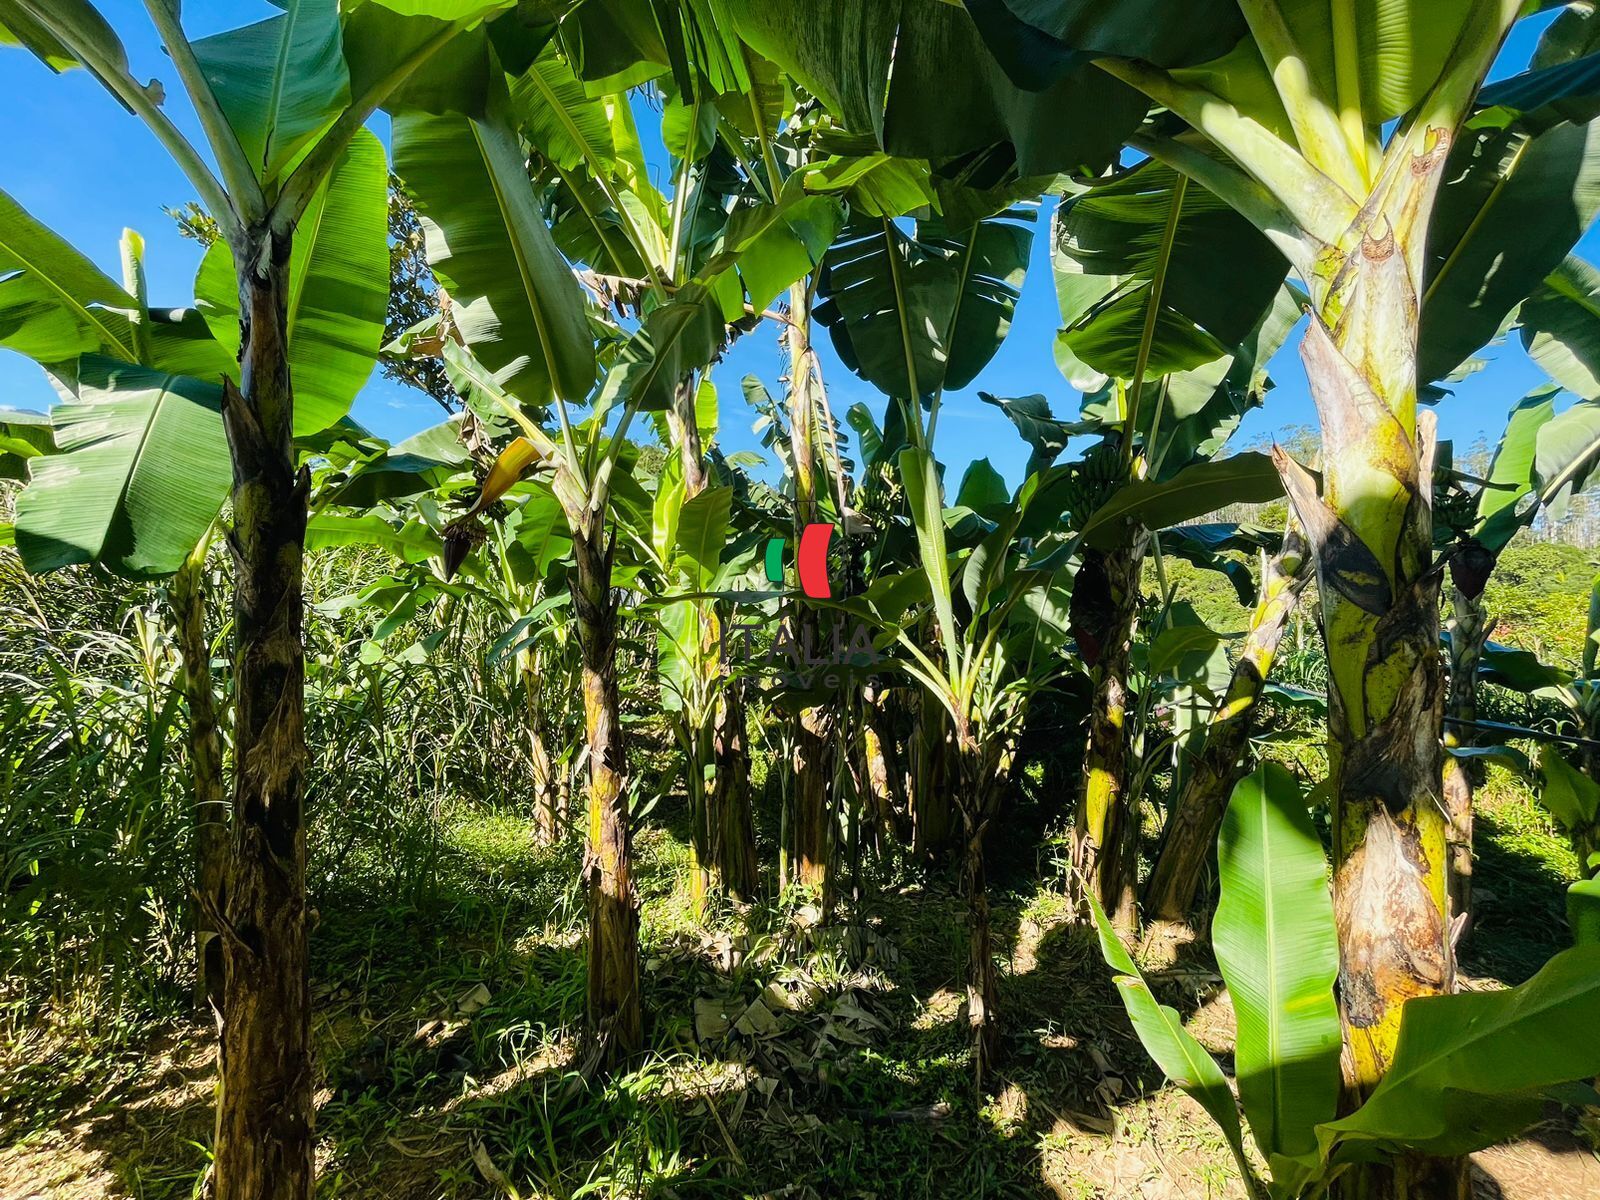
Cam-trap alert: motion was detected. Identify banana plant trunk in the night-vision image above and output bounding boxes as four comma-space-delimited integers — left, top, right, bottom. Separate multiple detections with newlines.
710, 682, 760, 900
571, 518, 642, 1065
860, 683, 909, 850
957, 737, 1008, 1089
1443, 580, 1491, 925
1278, 212, 1465, 1200
1144, 531, 1309, 923
1072, 536, 1149, 937
786, 285, 836, 909
909, 686, 958, 863
213, 234, 314, 1200
170, 544, 228, 1012
667, 379, 758, 902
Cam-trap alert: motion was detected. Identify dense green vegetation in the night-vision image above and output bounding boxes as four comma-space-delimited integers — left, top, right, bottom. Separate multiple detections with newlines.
5, 3, 1600, 1199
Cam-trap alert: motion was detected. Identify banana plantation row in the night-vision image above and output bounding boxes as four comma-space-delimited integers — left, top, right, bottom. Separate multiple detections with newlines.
4, 2, 1600, 1199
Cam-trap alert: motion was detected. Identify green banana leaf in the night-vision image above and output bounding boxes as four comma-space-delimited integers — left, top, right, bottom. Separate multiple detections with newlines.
393, 104, 595, 410
1319, 944, 1600, 1159
197, 128, 390, 436
816, 205, 1035, 403
1079, 453, 1285, 550
14, 356, 230, 579
1086, 890, 1255, 1189
0, 184, 138, 363
1213, 763, 1342, 1178
191, 0, 350, 183
1053, 161, 1285, 396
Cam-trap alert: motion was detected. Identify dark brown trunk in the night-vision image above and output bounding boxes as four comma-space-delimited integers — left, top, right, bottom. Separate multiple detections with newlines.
784, 285, 836, 910
1144, 531, 1309, 923
709, 683, 759, 899
213, 233, 314, 1200
910, 692, 958, 863
1443, 584, 1490, 926
1072, 537, 1148, 937
571, 520, 641, 1065
171, 547, 228, 1012
791, 703, 835, 906
957, 744, 1005, 1090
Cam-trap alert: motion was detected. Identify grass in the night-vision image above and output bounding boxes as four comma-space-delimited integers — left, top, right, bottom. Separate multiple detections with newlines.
3, 534, 1595, 1199
3, 771, 1589, 1200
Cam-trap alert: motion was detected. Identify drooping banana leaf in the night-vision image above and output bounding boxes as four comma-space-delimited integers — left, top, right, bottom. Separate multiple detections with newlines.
14, 356, 231, 578
393, 104, 596, 412
1086, 890, 1256, 1190
725, 0, 1145, 175
1052, 161, 1286, 404
816, 204, 1035, 404
1318, 944, 1600, 1160
1421, 102, 1600, 384
0, 184, 138, 363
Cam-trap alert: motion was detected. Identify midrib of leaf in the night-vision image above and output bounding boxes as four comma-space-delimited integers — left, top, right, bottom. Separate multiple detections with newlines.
263, 6, 304, 174
470, 121, 566, 401
0, 230, 136, 362
549, 162, 632, 276
1258, 785, 1288, 1157
882, 219, 923, 433
108, 373, 183, 559
1124, 175, 1188, 465
522, 63, 661, 281
1421, 133, 1531, 315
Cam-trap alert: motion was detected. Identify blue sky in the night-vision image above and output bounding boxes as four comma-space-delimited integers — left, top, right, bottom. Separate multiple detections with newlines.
0, 2, 1589, 489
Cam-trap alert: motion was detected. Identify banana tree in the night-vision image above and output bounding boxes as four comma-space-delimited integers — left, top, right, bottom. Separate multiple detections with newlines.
391, 16, 843, 1058
0, 208, 241, 1007
960, 7, 1600, 1178
0, 2, 524, 1195
1142, 521, 1312, 924
1094, 762, 1600, 1200
1041, 157, 1297, 934
801, 184, 1050, 1075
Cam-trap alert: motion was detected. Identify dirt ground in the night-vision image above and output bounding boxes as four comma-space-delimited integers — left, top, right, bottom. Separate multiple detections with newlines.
4, 899, 1596, 1200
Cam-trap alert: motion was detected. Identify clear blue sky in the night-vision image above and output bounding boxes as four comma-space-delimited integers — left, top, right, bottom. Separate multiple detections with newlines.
1, 2, 1589, 488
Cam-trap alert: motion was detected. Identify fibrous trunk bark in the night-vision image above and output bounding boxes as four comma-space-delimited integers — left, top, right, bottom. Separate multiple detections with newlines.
957, 741, 1007, 1089
666, 377, 758, 903
709, 683, 760, 900
1144, 530, 1310, 923
1072, 537, 1148, 937
909, 667, 959, 865
1443, 580, 1491, 926
1278, 205, 1466, 1199
171, 544, 228, 1012
213, 233, 314, 1200
571, 519, 641, 1066
785, 284, 836, 910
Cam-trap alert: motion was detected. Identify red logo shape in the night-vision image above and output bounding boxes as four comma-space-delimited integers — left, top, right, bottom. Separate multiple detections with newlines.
796, 522, 834, 599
